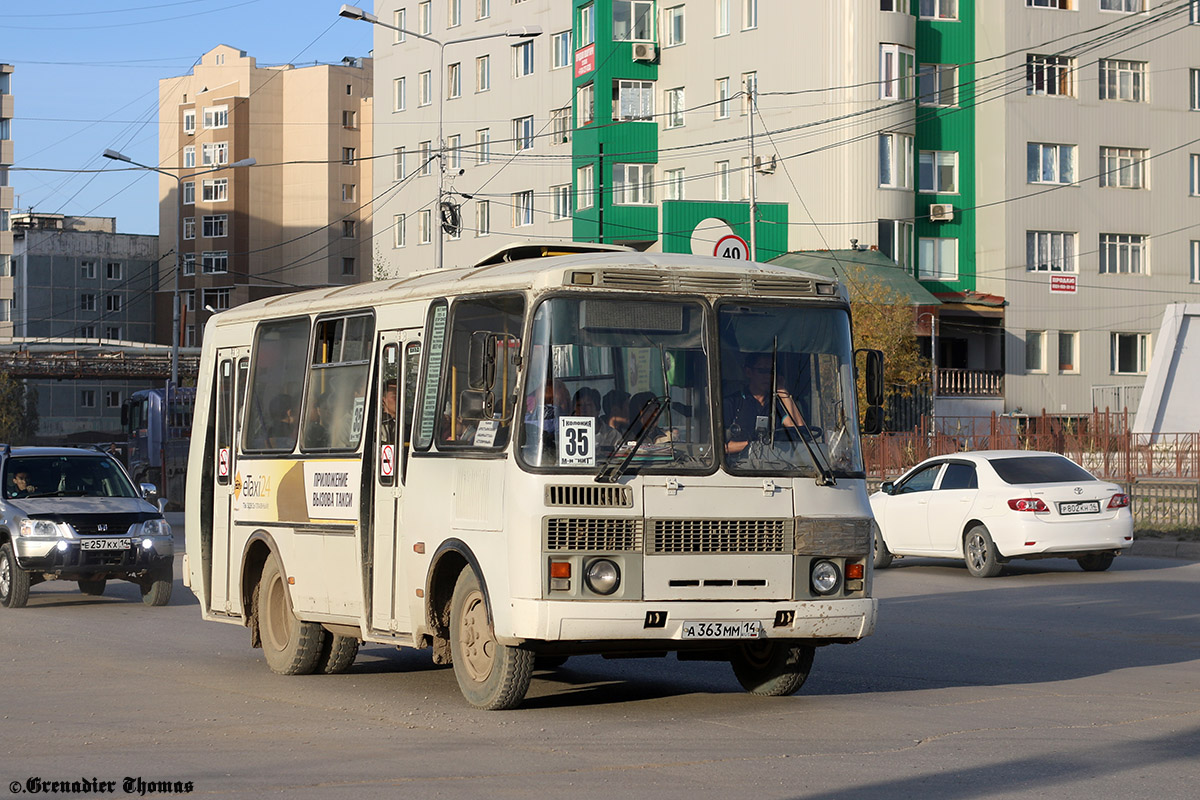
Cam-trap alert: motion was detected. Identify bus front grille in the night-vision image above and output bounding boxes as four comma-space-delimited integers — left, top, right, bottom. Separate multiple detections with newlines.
647, 518, 794, 554
545, 484, 634, 508
544, 517, 643, 552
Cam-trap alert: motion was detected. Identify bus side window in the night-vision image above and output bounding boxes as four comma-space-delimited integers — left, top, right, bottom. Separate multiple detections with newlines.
402, 341, 421, 479
243, 317, 310, 452
217, 360, 233, 485
378, 344, 399, 486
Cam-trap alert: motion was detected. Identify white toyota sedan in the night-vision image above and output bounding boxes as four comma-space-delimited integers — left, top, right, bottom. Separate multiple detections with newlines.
870, 451, 1133, 578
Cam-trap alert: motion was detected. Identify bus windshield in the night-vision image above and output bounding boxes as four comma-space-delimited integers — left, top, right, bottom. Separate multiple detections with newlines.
519, 296, 714, 473
718, 303, 864, 478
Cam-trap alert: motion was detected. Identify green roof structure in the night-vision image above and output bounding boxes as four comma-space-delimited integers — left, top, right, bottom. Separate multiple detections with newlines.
770, 250, 941, 307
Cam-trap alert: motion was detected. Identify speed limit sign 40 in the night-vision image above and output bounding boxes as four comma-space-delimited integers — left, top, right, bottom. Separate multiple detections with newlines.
714, 234, 750, 260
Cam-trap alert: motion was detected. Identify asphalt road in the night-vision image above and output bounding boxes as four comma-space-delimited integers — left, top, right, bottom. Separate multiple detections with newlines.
1, 538, 1197, 800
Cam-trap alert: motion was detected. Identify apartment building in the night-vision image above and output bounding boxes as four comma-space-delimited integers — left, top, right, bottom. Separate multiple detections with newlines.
157, 46, 373, 346
1, 63, 14, 340
367, 0, 1200, 417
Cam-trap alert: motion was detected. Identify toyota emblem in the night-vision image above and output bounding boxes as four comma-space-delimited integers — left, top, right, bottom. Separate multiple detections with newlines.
1073, 487, 1083, 495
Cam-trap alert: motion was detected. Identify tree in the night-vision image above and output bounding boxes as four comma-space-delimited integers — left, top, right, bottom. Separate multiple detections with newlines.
0, 373, 39, 444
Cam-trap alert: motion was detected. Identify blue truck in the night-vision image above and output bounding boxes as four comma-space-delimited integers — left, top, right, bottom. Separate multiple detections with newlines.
121, 386, 195, 509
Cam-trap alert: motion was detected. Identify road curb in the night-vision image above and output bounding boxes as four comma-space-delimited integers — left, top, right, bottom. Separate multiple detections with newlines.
1128, 540, 1200, 561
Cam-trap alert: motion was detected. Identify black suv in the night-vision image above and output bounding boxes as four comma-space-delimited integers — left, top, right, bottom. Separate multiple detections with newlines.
0, 447, 174, 608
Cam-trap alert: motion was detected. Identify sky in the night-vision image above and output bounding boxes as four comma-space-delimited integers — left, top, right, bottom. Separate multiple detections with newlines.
3, 0, 374, 235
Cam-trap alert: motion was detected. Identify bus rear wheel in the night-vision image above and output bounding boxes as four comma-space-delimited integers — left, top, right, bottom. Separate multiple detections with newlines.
730, 640, 815, 696
449, 569, 532, 710
258, 553, 323, 675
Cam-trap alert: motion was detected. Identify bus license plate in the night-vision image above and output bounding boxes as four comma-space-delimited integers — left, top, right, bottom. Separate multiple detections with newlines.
681, 621, 762, 639
1058, 501, 1100, 515
80, 538, 132, 551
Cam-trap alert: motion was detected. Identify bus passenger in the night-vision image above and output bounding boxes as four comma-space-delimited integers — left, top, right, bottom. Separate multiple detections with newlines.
267, 394, 296, 448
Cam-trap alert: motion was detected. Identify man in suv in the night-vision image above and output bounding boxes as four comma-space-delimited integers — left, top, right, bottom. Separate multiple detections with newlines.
0, 446, 173, 608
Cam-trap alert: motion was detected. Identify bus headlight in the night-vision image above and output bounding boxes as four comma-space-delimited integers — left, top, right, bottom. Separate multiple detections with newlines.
810, 560, 842, 596
585, 559, 621, 596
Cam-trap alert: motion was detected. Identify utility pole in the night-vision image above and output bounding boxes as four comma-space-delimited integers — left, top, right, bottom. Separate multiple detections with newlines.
746, 76, 758, 261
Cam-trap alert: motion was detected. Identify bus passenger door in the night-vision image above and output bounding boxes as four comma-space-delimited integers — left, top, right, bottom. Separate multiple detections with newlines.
370, 331, 422, 634
210, 348, 250, 614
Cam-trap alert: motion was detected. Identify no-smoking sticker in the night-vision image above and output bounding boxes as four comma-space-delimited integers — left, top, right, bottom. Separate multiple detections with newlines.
380, 443, 395, 477
218, 447, 230, 477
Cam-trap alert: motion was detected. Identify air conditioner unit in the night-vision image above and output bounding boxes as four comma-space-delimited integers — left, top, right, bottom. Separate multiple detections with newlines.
631, 42, 657, 62
754, 155, 777, 174
929, 203, 954, 222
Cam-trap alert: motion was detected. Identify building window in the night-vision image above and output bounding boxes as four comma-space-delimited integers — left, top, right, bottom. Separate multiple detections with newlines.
614, 79, 654, 120
475, 129, 491, 164
104, 326, 122, 341
80, 260, 96, 279
418, 210, 432, 245
513, 41, 534, 78
1025, 331, 1046, 374
577, 164, 595, 210
184, 290, 195, 312
202, 178, 228, 202
342, 184, 357, 202
551, 184, 571, 220
183, 110, 196, 134
183, 254, 196, 276
579, 3, 595, 47
919, 0, 957, 19
665, 6, 685, 46
1099, 146, 1147, 189
882, 1, 910, 11
664, 167, 685, 201
918, 237, 958, 281
716, 0, 730, 35
201, 141, 228, 166
1099, 233, 1146, 274
878, 219, 914, 269
552, 31, 572, 69
477, 0, 490, 20
1058, 331, 1078, 373
80, 293, 96, 312
551, 107, 571, 144
106, 262, 122, 280
513, 116, 534, 151
513, 190, 534, 226
1191, 154, 1200, 195
203, 105, 228, 129
666, 87, 685, 128
918, 64, 957, 107
183, 217, 196, 240
202, 251, 229, 274
1100, 0, 1143, 11
1191, 69, 1200, 110
1191, 240, 1200, 283
614, 0, 655, 41
1027, 231, 1077, 272
393, 7, 407, 42
1111, 332, 1149, 374
476, 56, 490, 92
447, 62, 462, 99
342, 110, 358, 129
80, 390, 96, 408
342, 220, 357, 238
106, 294, 122, 313
918, 150, 958, 194
394, 76, 407, 111
880, 44, 915, 100
394, 214, 406, 248
105, 391, 122, 409
1191, 0, 1199, 23
476, 201, 490, 236
183, 181, 195, 205
577, 82, 595, 127
418, 0, 431, 34
716, 77, 731, 119
342, 257, 356, 276
742, 0, 758, 30
448, 0, 461, 26
183, 145, 196, 168
715, 161, 730, 201
1027, 142, 1075, 184
419, 71, 432, 106
879, 132, 914, 189
447, 134, 461, 169
1099, 59, 1146, 102
1027, 54, 1075, 96
1027, 0, 1070, 7
204, 287, 232, 311
394, 147, 407, 180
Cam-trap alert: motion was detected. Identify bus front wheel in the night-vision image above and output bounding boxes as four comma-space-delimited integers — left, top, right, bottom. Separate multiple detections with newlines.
730, 640, 815, 696
449, 569, 532, 710
258, 553, 323, 675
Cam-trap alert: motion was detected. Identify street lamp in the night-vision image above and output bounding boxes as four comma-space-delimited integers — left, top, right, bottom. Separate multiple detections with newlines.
338, 4, 541, 269
102, 148, 255, 387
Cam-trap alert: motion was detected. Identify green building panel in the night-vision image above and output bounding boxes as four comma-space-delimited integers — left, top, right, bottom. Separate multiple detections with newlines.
915, 0, 976, 294
661, 201, 788, 263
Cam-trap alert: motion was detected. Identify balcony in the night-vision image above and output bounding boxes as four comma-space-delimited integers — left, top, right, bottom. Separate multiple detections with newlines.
937, 368, 1003, 397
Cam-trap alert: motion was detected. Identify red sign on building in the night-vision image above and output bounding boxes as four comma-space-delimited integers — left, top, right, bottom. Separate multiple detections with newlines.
575, 44, 595, 77
1050, 275, 1078, 294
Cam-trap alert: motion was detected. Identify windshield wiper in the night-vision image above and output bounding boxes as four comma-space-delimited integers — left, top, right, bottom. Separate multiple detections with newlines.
595, 395, 670, 484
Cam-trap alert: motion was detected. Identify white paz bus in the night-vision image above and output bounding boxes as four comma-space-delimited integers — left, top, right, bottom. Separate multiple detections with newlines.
184, 244, 885, 709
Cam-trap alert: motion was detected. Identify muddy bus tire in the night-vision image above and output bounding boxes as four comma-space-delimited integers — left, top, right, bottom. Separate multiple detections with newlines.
258, 553, 323, 675
730, 640, 815, 696
449, 569, 533, 710
316, 633, 360, 674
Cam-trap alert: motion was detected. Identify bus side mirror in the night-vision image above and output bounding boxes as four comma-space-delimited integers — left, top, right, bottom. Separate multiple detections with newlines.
863, 404, 884, 435
120, 401, 129, 428
458, 389, 495, 421
855, 348, 885, 407
468, 332, 497, 391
